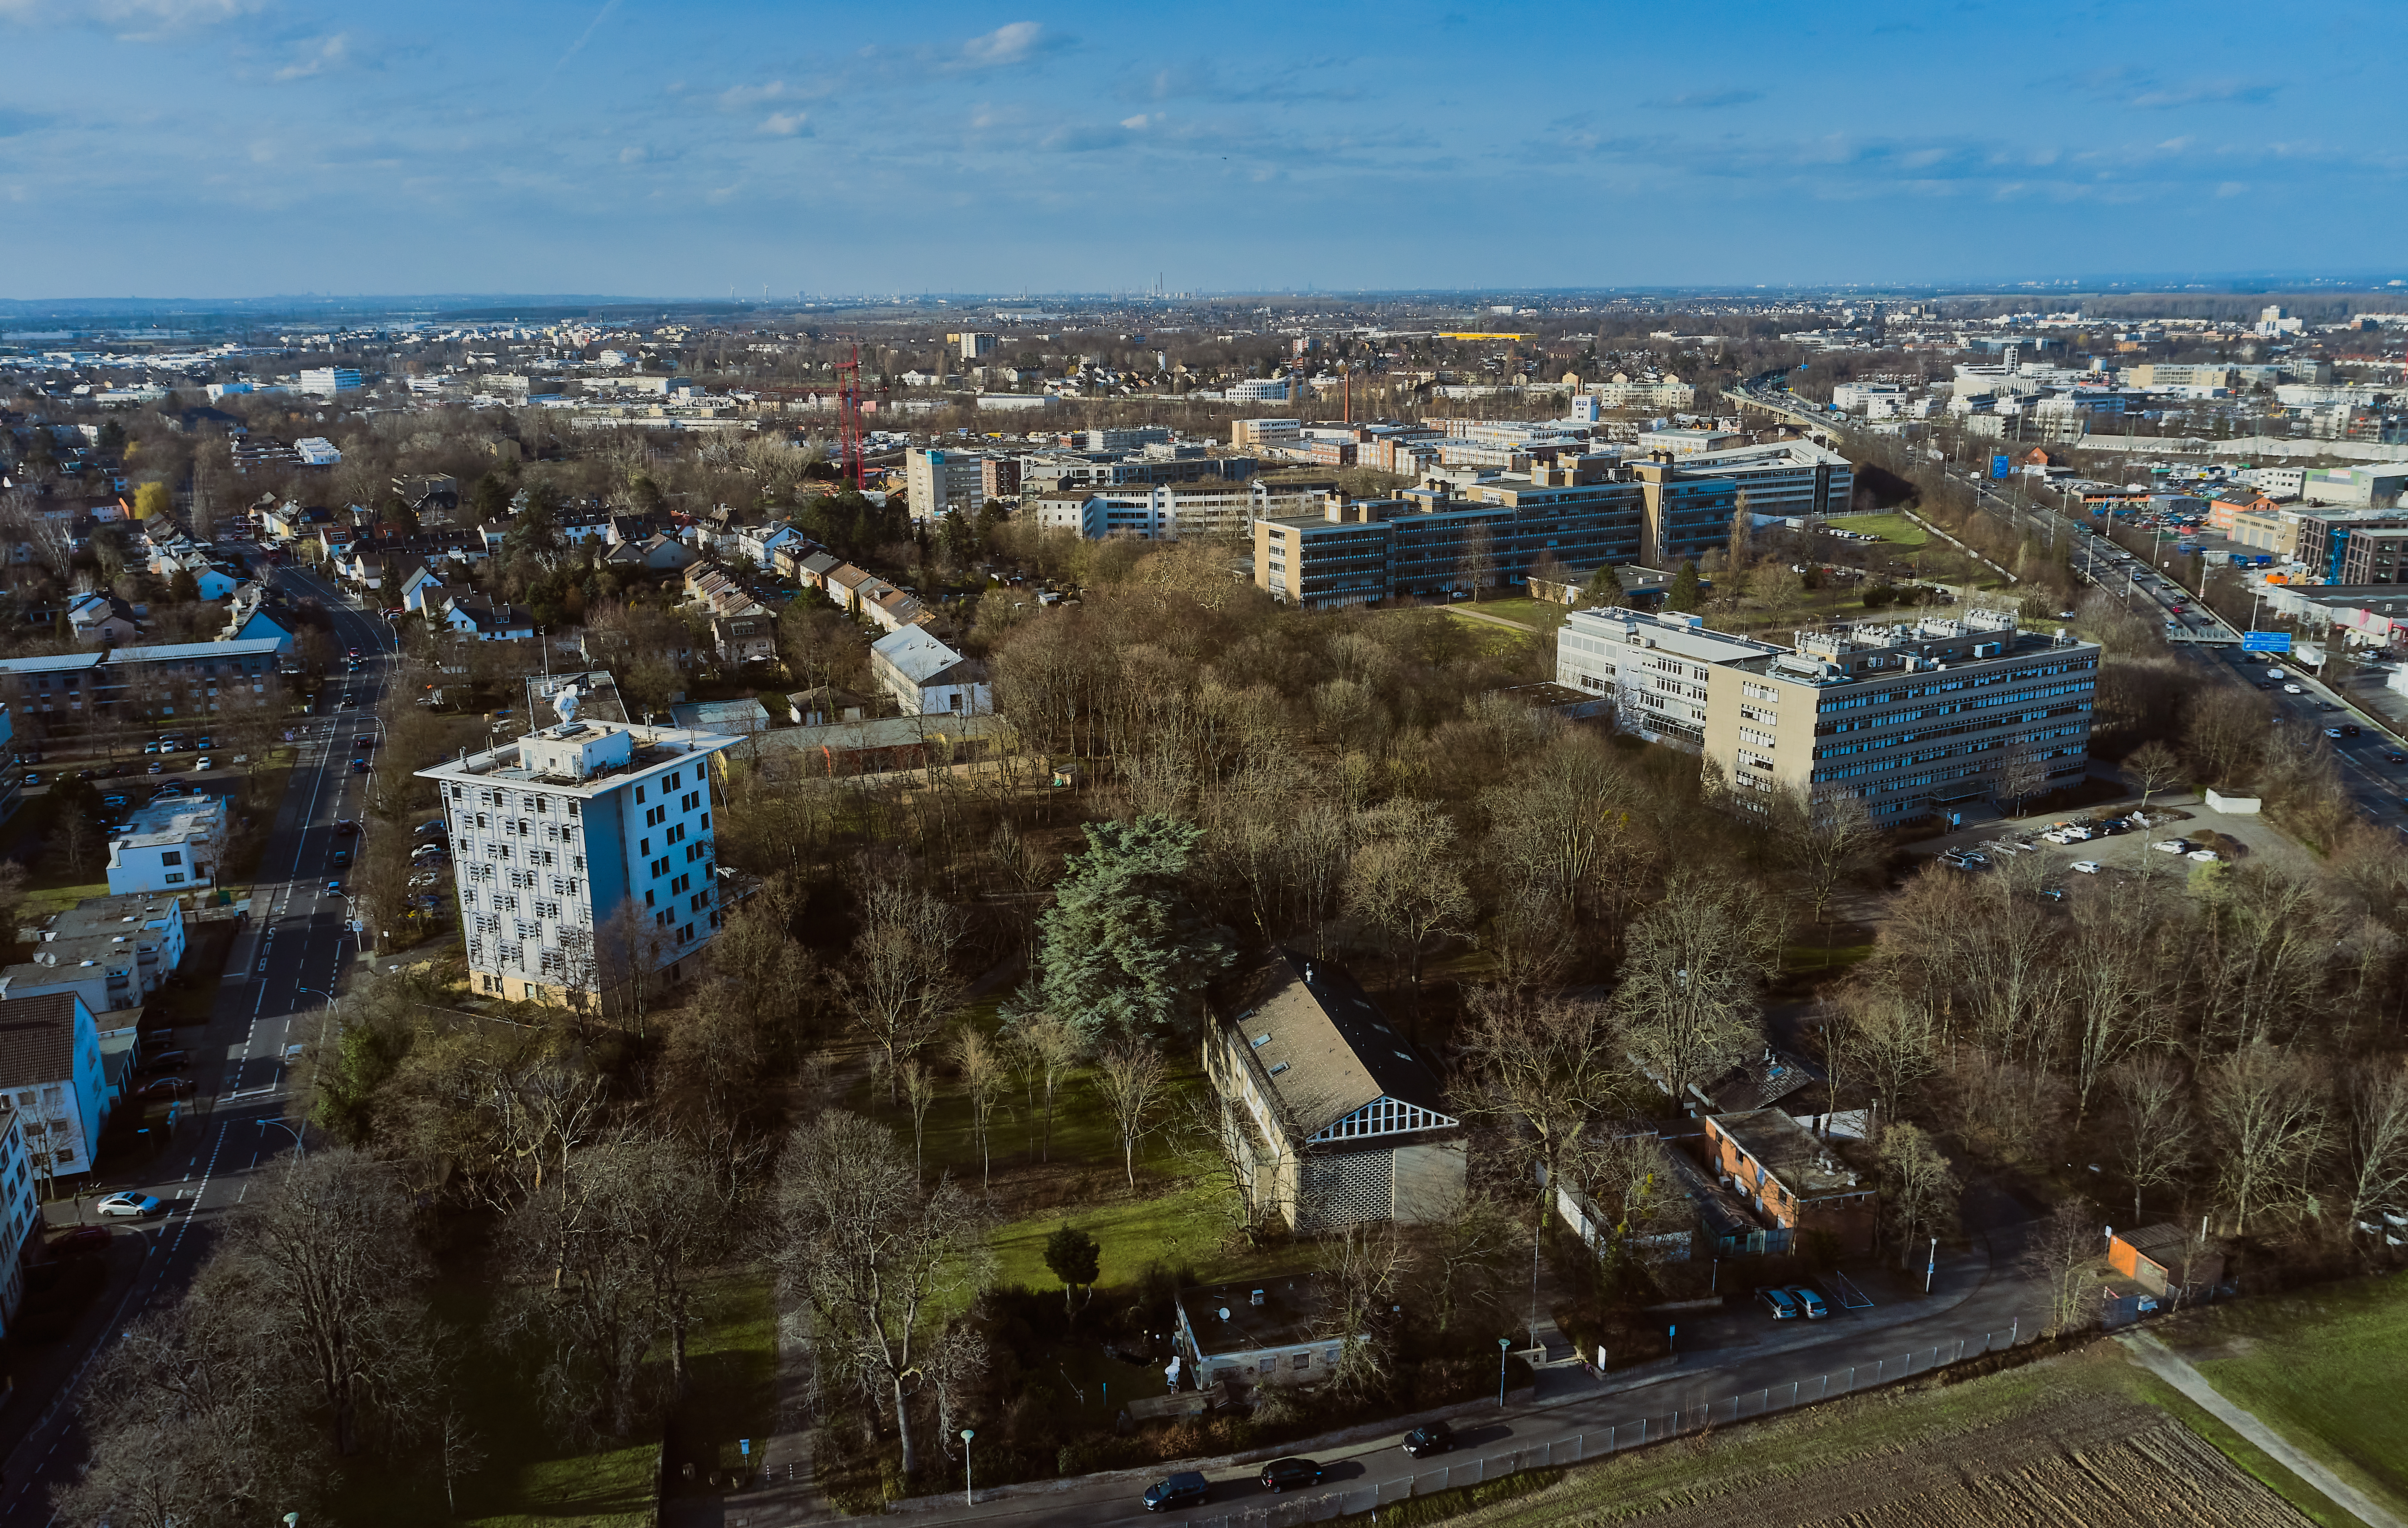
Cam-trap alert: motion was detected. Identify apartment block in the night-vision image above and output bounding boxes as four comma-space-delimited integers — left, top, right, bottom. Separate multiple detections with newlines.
415, 714, 743, 1006
2295, 511, 2408, 582
903, 448, 991, 522
1558, 607, 2098, 822
2337, 526, 2408, 585
298, 367, 363, 398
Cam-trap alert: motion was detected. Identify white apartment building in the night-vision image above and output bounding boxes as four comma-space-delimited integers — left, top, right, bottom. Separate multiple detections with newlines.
105, 797, 226, 895
416, 710, 743, 1005
1225, 378, 1292, 402
869, 626, 992, 717
298, 367, 363, 397
0, 992, 108, 1188
1030, 481, 1266, 541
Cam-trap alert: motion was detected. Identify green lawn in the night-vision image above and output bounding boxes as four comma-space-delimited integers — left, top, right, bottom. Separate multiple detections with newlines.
1825, 513, 1930, 548
2179, 1277, 2408, 1519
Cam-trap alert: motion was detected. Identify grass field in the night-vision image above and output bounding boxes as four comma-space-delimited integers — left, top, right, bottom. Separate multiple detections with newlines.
1826, 513, 1931, 548
2171, 1276, 2408, 1520
1410, 1342, 2349, 1528
1452, 596, 1570, 632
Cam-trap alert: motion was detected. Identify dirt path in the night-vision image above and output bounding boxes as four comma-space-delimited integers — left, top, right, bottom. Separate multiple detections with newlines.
2119, 1330, 2404, 1528
1445, 606, 1540, 634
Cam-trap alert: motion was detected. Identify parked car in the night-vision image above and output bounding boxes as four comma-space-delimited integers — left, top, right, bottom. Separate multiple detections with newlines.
146, 761, 164, 774
1786, 1285, 1831, 1319
138, 1076, 195, 1099
96, 1193, 161, 1218
1402, 1422, 1455, 1458
2071, 860, 2102, 874
2152, 839, 2190, 854
414, 820, 445, 837
1141, 1471, 1210, 1512
137, 1050, 189, 1076
102, 794, 129, 809
1259, 1458, 1324, 1493
19, 773, 36, 787
2187, 848, 2223, 863
1757, 1286, 1803, 1319
52, 1225, 111, 1252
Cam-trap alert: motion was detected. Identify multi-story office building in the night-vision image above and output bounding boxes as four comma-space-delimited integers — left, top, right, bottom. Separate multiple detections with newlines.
952, 332, 997, 361
2295, 511, 2408, 582
298, 367, 363, 398
904, 448, 992, 523
0, 639, 285, 740
1558, 606, 2098, 822
2336, 526, 2408, 586
415, 711, 743, 1005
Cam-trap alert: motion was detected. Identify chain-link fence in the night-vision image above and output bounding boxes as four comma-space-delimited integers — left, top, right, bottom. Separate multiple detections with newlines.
1170, 1325, 2026, 1527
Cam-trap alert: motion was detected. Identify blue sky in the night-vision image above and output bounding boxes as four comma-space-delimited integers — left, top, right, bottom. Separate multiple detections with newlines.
0, 0, 2400, 298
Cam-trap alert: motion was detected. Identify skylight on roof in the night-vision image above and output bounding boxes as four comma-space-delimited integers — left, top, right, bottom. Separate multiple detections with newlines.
1268, 1062, 1289, 1076
1251, 1033, 1272, 1048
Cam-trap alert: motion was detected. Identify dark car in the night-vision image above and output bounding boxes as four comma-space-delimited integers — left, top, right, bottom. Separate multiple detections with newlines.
1259, 1458, 1323, 1493
1757, 1286, 1803, 1320
334, 818, 358, 835
53, 1225, 111, 1253
1786, 1284, 1831, 1318
1402, 1422, 1454, 1458
138, 1076, 195, 1099
1141, 1471, 1209, 1512
351, 759, 370, 773
2385, 750, 2408, 765
330, 848, 351, 867
136, 1049, 189, 1076
2341, 724, 2361, 737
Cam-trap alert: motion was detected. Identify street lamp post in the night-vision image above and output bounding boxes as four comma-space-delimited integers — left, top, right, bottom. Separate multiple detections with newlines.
960, 1428, 975, 1505
1497, 1337, 1512, 1409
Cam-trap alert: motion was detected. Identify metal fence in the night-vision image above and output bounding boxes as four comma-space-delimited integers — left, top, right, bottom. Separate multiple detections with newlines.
1171, 1324, 2025, 1527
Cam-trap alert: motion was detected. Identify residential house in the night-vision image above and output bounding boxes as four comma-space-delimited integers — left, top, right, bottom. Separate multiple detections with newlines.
786, 686, 867, 726
710, 611, 778, 667
793, 549, 843, 591
734, 523, 805, 570
1202, 950, 1466, 1232
106, 795, 226, 895
869, 626, 990, 716
603, 533, 699, 574
8, 891, 188, 1009
394, 560, 448, 613
0, 992, 109, 1186
65, 594, 144, 647
393, 474, 460, 522
861, 584, 933, 634
218, 584, 299, 651
439, 594, 536, 641
1700, 1109, 1875, 1246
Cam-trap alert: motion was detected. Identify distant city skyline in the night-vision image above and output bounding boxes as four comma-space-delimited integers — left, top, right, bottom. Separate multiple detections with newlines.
1, 0, 2400, 299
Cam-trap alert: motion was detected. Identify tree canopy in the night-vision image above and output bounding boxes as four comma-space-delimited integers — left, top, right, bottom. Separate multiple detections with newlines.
1036, 814, 1232, 1043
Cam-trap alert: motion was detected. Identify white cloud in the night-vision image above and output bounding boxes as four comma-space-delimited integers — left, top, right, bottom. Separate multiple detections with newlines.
0, 0, 260, 35
721, 80, 787, 109
1119, 113, 1150, 130
956, 20, 1047, 69
758, 111, 807, 137
273, 33, 350, 81
620, 145, 647, 164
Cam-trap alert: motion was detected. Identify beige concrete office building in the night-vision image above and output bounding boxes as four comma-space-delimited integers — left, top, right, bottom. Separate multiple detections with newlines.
1558, 607, 2099, 823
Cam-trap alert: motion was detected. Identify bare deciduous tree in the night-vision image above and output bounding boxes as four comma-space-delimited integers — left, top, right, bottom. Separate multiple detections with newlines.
951, 1025, 1009, 1192
1092, 1038, 1171, 1191
2337, 1059, 2408, 1243
839, 861, 966, 1102
1613, 868, 1783, 1105
2109, 1053, 2195, 1222
774, 1110, 988, 1484
1876, 1121, 1960, 1266
1344, 798, 1473, 1011
2203, 1045, 2328, 1235
2021, 1198, 2103, 1338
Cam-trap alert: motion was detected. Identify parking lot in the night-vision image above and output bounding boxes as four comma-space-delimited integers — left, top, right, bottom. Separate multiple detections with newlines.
1908, 786, 2323, 889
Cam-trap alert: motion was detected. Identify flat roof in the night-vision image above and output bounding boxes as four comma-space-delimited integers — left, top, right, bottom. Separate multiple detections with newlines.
415, 720, 740, 796
1176, 1277, 1333, 1356
1709, 1109, 1864, 1200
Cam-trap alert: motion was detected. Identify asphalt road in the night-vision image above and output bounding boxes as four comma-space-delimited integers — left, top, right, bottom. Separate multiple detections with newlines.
0, 566, 400, 1524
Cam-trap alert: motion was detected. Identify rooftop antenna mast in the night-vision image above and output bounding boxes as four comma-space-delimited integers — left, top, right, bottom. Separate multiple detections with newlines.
835, 340, 864, 491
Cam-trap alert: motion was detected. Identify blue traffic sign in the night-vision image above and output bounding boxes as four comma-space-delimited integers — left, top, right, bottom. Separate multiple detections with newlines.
1989, 455, 2012, 480
2241, 631, 2292, 653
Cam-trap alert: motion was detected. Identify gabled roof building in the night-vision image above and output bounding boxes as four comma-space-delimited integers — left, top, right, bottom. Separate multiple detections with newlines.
1202, 950, 1465, 1232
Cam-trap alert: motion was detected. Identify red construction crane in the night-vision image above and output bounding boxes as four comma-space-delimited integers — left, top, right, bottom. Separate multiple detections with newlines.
835, 340, 864, 490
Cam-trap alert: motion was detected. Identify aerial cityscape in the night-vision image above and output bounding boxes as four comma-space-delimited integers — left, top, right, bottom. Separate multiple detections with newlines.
0, 4, 2403, 1528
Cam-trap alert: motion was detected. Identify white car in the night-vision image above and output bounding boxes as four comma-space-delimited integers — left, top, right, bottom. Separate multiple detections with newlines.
193, 756, 212, 770
2283, 683, 2303, 695
2152, 839, 2190, 854
2071, 860, 2103, 874
96, 1192, 161, 1218
2188, 848, 2223, 863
